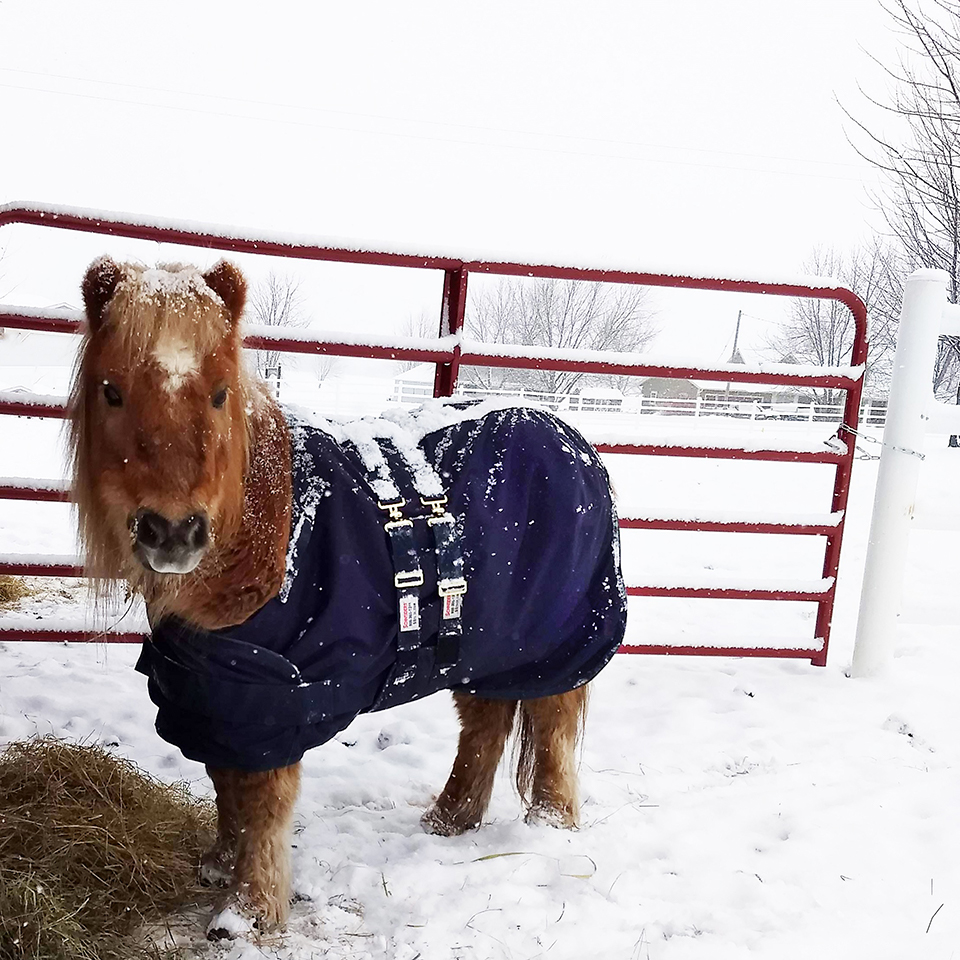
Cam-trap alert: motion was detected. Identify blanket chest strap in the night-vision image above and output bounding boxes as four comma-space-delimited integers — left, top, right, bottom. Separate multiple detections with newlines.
378, 498, 424, 687
361, 439, 468, 703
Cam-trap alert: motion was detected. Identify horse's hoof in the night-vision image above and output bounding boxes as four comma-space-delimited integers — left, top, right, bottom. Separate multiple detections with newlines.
199, 856, 234, 887
206, 891, 284, 940
205, 904, 256, 941
524, 803, 578, 830
420, 805, 477, 836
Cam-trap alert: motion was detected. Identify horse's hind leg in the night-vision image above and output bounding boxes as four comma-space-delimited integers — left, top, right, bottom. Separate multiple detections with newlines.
421, 693, 517, 836
206, 762, 301, 937
517, 685, 588, 829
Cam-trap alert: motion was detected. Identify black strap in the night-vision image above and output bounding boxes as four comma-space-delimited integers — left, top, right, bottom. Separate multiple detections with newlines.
424, 499, 466, 672
379, 499, 425, 691
360, 439, 467, 702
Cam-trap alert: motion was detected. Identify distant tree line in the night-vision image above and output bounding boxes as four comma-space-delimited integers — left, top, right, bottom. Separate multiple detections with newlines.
461, 277, 657, 397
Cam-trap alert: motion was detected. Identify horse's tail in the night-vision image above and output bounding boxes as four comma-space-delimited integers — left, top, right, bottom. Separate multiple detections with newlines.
513, 684, 589, 808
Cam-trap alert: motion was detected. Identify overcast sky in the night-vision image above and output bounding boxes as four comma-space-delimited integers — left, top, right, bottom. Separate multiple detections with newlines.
0, 0, 900, 362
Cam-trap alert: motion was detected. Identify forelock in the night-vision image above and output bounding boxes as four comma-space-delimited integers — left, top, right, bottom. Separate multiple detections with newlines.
103, 262, 233, 358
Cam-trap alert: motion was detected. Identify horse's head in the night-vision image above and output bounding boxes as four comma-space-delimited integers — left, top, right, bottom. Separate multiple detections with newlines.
70, 257, 255, 593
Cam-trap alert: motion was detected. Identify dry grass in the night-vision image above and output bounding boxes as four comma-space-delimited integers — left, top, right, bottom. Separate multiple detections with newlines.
0, 737, 217, 960
0, 577, 32, 607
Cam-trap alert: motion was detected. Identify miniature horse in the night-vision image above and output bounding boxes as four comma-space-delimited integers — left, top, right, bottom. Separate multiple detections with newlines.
70, 258, 625, 936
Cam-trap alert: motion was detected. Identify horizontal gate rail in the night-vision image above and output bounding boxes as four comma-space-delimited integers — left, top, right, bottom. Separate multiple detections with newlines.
0, 559, 82, 577
619, 642, 825, 659
595, 442, 847, 464
627, 583, 831, 601
0, 628, 143, 643
0, 480, 70, 502
0, 203, 869, 663
1, 307, 862, 388
620, 516, 842, 536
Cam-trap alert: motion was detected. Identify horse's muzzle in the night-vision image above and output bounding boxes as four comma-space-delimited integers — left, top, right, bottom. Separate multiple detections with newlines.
133, 508, 209, 574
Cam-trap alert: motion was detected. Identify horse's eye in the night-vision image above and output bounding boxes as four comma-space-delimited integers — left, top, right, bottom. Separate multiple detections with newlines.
212, 387, 228, 409
103, 383, 123, 408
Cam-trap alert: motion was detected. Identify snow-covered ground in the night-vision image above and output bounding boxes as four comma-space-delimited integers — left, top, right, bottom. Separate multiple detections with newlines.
0, 410, 957, 959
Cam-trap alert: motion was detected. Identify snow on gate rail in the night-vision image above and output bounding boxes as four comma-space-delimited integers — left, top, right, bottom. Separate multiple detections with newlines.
0, 203, 868, 665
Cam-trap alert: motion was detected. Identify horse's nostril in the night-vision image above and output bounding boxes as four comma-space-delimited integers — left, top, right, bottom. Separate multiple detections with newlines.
136, 510, 170, 550
133, 509, 209, 573
181, 514, 210, 551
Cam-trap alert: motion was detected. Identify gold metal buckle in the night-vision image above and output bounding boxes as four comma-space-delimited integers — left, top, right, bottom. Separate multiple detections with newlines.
438, 577, 468, 597
421, 495, 448, 518
379, 498, 406, 521
384, 517, 414, 531
379, 498, 413, 531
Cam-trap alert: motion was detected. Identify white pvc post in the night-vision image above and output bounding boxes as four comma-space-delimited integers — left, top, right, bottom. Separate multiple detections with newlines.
852, 269, 950, 677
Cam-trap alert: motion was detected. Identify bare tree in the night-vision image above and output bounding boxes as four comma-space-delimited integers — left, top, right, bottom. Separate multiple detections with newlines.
463, 277, 656, 396
395, 310, 442, 374
314, 354, 339, 387
845, 0, 960, 434
933, 337, 960, 395
766, 242, 903, 402
246, 272, 309, 381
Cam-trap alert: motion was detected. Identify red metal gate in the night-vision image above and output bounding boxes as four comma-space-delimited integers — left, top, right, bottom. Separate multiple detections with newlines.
0, 203, 868, 664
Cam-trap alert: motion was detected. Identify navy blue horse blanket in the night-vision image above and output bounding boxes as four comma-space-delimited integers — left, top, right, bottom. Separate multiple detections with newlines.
136, 401, 627, 771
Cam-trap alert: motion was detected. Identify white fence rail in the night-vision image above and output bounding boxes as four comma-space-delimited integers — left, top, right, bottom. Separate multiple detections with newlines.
391, 380, 890, 425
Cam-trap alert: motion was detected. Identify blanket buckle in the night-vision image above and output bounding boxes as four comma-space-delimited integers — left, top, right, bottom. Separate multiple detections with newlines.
421, 495, 448, 517
379, 498, 413, 531
395, 569, 426, 589
438, 577, 468, 597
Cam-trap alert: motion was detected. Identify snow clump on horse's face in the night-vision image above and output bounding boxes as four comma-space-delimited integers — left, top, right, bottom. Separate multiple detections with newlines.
70, 257, 253, 587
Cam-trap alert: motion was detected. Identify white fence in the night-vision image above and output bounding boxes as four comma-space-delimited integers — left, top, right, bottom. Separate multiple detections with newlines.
391, 379, 890, 426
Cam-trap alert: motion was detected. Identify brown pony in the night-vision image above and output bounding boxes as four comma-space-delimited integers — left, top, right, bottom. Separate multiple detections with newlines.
70, 258, 591, 937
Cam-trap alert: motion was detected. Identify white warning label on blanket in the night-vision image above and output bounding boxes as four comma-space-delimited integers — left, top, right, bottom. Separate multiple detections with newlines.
399, 594, 420, 632
443, 593, 463, 620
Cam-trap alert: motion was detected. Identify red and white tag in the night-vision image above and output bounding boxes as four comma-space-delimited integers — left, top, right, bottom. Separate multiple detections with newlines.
443, 593, 463, 620
399, 594, 420, 632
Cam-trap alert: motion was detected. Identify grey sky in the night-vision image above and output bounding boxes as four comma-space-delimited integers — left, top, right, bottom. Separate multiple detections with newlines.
0, 0, 897, 361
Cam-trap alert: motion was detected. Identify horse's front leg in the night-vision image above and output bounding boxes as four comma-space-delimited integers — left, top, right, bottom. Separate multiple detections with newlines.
201, 766, 240, 886
206, 762, 301, 938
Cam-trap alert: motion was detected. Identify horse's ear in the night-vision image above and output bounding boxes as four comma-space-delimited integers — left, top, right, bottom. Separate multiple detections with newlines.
203, 260, 247, 325
82, 257, 123, 333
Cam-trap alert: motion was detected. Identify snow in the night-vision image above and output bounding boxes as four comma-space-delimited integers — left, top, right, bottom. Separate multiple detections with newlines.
587, 424, 849, 456
0, 411, 958, 957
463, 339, 863, 382
0, 551, 80, 566
0, 386, 67, 410
1, 201, 866, 294
0, 304, 84, 324
0, 477, 69, 493
635, 574, 833, 593
625, 509, 843, 527
243, 323, 459, 356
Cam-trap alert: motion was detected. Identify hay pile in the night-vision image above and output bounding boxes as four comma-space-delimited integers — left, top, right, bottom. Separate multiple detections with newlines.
0, 577, 31, 606
0, 737, 217, 960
